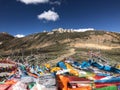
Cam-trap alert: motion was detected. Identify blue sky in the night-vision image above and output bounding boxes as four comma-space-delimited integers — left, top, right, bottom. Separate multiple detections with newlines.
0, 0, 120, 36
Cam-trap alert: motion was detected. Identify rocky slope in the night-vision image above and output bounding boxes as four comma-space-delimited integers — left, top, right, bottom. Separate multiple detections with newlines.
0, 29, 120, 64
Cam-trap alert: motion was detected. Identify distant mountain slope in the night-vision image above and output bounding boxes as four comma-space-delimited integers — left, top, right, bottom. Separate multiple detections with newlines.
0, 29, 120, 56
0, 32, 14, 42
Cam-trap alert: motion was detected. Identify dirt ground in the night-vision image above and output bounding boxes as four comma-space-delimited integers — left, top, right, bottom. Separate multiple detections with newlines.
47, 48, 75, 65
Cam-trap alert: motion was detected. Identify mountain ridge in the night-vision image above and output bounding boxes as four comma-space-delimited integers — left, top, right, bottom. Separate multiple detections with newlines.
0, 29, 120, 64
0, 29, 120, 55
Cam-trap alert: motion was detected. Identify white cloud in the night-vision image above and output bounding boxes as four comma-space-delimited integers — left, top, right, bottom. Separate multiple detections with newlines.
37, 10, 59, 21
72, 28, 95, 32
17, 0, 49, 4
15, 34, 25, 38
49, 1, 61, 5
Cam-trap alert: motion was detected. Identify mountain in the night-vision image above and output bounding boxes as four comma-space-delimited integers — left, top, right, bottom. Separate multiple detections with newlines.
0, 32, 14, 53
0, 32, 14, 42
0, 29, 120, 64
